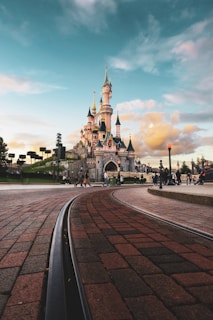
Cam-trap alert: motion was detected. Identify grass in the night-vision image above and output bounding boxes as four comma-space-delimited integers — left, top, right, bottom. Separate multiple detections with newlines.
0, 177, 56, 184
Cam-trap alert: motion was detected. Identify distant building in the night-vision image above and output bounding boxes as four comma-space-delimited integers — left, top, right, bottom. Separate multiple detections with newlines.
67, 68, 136, 182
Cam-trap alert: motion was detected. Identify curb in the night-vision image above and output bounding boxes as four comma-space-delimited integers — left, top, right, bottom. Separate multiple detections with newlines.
148, 187, 213, 206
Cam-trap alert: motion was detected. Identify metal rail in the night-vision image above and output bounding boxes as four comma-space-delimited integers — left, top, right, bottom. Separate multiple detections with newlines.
45, 196, 92, 320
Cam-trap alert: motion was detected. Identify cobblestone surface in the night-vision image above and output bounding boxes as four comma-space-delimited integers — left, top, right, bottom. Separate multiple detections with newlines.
0, 186, 91, 319
0, 184, 213, 319
70, 187, 213, 320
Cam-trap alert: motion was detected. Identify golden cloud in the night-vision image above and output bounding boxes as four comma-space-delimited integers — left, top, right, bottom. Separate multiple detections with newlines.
183, 124, 200, 134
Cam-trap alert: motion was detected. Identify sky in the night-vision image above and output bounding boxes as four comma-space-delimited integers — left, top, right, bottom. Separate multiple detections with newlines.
0, 0, 213, 169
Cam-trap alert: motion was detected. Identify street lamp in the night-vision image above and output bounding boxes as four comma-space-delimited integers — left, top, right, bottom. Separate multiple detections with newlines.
159, 160, 163, 189
117, 159, 121, 185
167, 144, 175, 185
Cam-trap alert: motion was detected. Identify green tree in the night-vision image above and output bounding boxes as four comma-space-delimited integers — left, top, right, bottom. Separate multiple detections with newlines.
0, 137, 8, 174
180, 161, 191, 174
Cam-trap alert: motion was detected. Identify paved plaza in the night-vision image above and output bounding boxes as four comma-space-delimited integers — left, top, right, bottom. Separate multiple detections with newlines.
0, 183, 213, 319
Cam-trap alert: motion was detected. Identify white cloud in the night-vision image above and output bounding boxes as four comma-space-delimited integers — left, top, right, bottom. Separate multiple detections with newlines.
58, 0, 118, 33
0, 74, 65, 95
117, 99, 162, 112
109, 14, 213, 110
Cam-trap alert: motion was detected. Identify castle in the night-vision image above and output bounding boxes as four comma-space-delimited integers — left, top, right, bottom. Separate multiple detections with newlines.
67, 69, 136, 182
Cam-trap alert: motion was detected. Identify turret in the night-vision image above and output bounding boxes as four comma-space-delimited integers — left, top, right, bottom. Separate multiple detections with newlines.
127, 137, 135, 152
102, 67, 112, 105
115, 113, 121, 138
87, 108, 93, 125
101, 68, 113, 133
127, 136, 135, 172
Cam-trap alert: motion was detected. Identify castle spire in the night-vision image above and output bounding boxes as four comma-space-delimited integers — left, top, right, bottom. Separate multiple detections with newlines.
115, 112, 121, 138
104, 66, 109, 85
92, 90, 96, 115
115, 112, 121, 125
127, 135, 135, 152
101, 68, 113, 132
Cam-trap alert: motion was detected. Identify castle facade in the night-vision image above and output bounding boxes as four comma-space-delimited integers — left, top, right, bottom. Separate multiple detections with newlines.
68, 69, 136, 182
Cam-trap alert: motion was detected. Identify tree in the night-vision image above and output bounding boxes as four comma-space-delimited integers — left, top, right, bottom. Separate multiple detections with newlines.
180, 161, 191, 174
0, 137, 8, 174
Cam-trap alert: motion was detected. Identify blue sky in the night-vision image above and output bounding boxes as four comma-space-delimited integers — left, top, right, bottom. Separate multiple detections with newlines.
0, 0, 213, 168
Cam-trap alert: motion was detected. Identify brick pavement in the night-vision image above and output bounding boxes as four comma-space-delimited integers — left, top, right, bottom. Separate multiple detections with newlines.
0, 184, 213, 320
113, 185, 213, 235
0, 187, 88, 320
70, 188, 213, 320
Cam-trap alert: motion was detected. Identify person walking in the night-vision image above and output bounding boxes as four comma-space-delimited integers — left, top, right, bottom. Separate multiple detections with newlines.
75, 168, 84, 186
83, 170, 91, 187
195, 170, 206, 185
176, 170, 181, 185
152, 173, 158, 186
186, 172, 192, 185
103, 171, 109, 186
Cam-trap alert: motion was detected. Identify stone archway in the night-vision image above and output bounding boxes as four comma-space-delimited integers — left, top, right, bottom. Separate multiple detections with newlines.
105, 161, 117, 172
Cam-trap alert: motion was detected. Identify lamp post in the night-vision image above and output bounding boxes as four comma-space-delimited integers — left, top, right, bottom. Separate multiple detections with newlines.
167, 144, 175, 185
159, 160, 163, 189
117, 159, 121, 185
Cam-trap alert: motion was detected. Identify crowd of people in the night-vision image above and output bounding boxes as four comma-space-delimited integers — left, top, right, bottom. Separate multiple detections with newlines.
71, 166, 207, 187
152, 168, 206, 186
75, 168, 91, 187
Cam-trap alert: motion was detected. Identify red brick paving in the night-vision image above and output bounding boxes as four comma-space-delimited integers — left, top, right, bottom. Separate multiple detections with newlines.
0, 187, 92, 319
71, 188, 213, 320
1, 185, 213, 319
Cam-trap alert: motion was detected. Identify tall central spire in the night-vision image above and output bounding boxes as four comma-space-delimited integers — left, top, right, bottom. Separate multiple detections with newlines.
104, 66, 109, 85
101, 68, 113, 133
92, 90, 96, 115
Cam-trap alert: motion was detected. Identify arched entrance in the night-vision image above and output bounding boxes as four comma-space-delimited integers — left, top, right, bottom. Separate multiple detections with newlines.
105, 161, 117, 172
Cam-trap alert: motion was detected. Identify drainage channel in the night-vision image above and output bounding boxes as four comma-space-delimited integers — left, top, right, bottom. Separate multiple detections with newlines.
45, 196, 92, 320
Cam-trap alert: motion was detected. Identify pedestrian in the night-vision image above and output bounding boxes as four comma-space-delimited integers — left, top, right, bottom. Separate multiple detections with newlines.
83, 170, 91, 187
193, 176, 197, 184
200, 170, 206, 184
140, 174, 144, 184
171, 172, 176, 184
120, 175, 124, 184
176, 170, 181, 185
186, 172, 192, 185
195, 170, 206, 185
152, 173, 158, 185
75, 168, 84, 186
103, 171, 109, 186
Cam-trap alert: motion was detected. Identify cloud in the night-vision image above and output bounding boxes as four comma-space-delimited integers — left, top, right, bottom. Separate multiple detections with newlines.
8, 132, 54, 160
8, 140, 26, 151
183, 124, 201, 134
117, 99, 162, 112
109, 14, 213, 109
118, 109, 207, 161
0, 74, 65, 95
0, 5, 31, 46
179, 112, 213, 123
0, 113, 49, 127
108, 14, 165, 73
201, 136, 213, 146
66, 130, 82, 148
163, 88, 213, 109
57, 0, 118, 33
